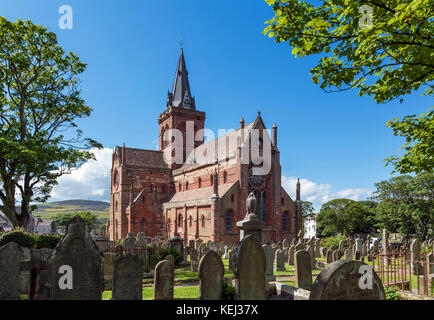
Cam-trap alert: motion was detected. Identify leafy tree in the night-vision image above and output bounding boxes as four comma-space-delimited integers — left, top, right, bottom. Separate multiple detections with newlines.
385, 108, 434, 174
263, 1, 434, 174
0, 18, 101, 228
371, 172, 434, 242
301, 200, 315, 217
53, 212, 99, 232
316, 198, 377, 238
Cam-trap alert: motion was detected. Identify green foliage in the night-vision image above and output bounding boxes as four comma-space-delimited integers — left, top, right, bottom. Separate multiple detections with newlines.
320, 233, 347, 249
263, 0, 433, 104
385, 108, 434, 174
0, 230, 35, 248
0, 17, 102, 228
384, 286, 402, 300
301, 201, 315, 217
160, 248, 182, 266
222, 281, 236, 300
263, 1, 433, 176
33, 233, 61, 249
53, 212, 98, 232
372, 172, 433, 242
316, 199, 377, 237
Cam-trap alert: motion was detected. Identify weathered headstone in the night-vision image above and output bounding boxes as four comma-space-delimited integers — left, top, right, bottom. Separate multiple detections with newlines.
326, 250, 333, 263
410, 239, 422, 275
372, 239, 379, 254
344, 248, 352, 260
427, 252, 434, 275
49, 216, 104, 300
154, 260, 174, 300
103, 252, 116, 290
198, 250, 224, 300
275, 249, 285, 271
306, 244, 315, 268
314, 239, 321, 258
165, 254, 175, 266
125, 232, 136, 255
262, 244, 276, 282
112, 255, 143, 300
310, 260, 385, 300
233, 235, 266, 300
228, 249, 235, 271
190, 248, 199, 272
0, 242, 27, 300
295, 250, 312, 290
195, 239, 203, 250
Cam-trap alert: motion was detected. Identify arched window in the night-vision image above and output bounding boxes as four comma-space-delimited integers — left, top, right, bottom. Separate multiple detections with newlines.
231, 194, 234, 203
201, 215, 205, 228
178, 182, 182, 191
167, 219, 171, 233
256, 191, 266, 223
282, 212, 288, 231
178, 214, 183, 228
142, 196, 145, 203
223, 171, 228, 183
281, 197, 284, 205
210, 174, 213, 186
186, 181, 189, 190
189, 215, 192, 227
198, 178, 202, 188
225, 211, 232, 232
141, 219, 145, 232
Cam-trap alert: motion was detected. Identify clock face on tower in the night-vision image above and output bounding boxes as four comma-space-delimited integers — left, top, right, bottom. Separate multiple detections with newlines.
249, 167, 265, 189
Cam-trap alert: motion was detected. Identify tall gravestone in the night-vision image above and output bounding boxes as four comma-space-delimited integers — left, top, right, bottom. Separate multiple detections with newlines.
125, 232, 136, 255
410, 239, 422, 275
306, 244, 315, 268
103, 252, 116, 290
310, 260, 385, 300
233, 235, 266, 300
344, 248, 352, 260
198, 250, 224, 300
295, 250, 312, 289
275, 249, 285, 271
49, 216, 104, 300
154, 260, 174, 300
190, 248, 199, 272
0, 242, 27, 300
314, 239, 321, 258
287, 245, 295, 265
112, 255, 143, 300
262, 244, 276, 282
236, 193, 265, 243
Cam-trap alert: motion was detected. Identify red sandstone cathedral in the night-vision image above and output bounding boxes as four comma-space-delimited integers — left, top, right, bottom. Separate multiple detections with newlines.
108, 49, 302, 244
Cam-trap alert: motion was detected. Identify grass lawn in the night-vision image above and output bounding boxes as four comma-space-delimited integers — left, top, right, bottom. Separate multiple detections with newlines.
103, 286, 199, 300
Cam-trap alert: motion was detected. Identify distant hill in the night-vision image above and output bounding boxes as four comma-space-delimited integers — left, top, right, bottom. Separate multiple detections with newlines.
33, 199, 110, 220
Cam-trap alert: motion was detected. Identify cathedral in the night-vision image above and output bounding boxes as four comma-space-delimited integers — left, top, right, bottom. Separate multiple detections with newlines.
108, 49, 302, 244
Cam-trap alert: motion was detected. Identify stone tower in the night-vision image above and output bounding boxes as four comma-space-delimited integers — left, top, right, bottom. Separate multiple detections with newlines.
158, 48, 206, 169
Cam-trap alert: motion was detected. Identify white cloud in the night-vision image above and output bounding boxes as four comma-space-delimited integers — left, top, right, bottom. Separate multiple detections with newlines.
281, 176, 372, 211
49, 147, 113, 202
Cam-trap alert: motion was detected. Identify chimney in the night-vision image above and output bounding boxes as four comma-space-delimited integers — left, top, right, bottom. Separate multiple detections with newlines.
272, 123, 277, 148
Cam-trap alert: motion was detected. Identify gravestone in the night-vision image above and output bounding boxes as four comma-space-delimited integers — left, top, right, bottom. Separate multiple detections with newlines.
94, 235, 110, 252
165, 254, 175, 266
314, 239, 321, 258
198, 250, 224, 300
112, 255, 143, 300
262, 244, 276, 282
206, 240, 212, 248
295, 250, 312, 290
427, 252, 434, 275
195, 239, 203, 250
199, 243, 209, 261
103, 252, 116, 290
355, 238, 362, 257
25, 248, 53, 300
372, 239, 379, 254
228, 249, 235, 271
287, 245, 295, 265
125, 232, 136, 255
223, 245, 229, 259
282, 238, 289, 250
310, 260, 385, 300
344, 248, 352, 260
332, 250, 340, 262
236, 193, 265, 243
154, 260, 174, 300
306, 245, 315, 268
189, 239, 195, 249
210, 241, 217, 251
0, 242, 27, 300
233, 235, 266, 300
320, 247, 327, 258
190, 248, 199, 272
326, 250, 333, 264
169, 236, 184, 262
410, 239, 422, 275
49, 216, 104, 300
338, 240, 345, 255
275, 248, 285, 271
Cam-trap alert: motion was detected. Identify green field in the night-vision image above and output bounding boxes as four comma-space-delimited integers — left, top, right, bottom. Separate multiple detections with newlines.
32, 200, 109, 220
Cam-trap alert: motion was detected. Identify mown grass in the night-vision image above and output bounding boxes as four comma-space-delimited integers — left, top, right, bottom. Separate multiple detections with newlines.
103, 286, 199, 300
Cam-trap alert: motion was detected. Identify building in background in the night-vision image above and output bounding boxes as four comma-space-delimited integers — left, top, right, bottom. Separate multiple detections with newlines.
108, 49, 303, 244
304, 215, 317, 239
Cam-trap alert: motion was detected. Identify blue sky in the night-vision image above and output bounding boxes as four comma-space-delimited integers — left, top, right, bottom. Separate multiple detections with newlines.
1, 0, 431, 210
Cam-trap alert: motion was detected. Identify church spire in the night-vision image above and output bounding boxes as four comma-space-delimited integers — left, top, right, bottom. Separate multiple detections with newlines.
167, 48, 196, 110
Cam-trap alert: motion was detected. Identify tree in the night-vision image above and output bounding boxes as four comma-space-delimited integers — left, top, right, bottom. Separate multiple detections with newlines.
53, 212, 99, 232
385, 108, 434, 174
301, 200, 315, 217
316, 198, 377, 238
263, 0, 434, 173
0, 18, 101, 229
371, 172, 434, 242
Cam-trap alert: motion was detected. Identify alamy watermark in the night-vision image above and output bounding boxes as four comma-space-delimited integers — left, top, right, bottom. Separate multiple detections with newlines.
358, 265, 373, 289
58, 5, 73, 30
359, 5, 373, 29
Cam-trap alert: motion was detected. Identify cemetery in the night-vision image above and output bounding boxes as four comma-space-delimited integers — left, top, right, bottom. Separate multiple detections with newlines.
1, 193, 431, 301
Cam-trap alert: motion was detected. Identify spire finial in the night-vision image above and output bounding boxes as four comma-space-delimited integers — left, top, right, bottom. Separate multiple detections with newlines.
179, 38, 184, 49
